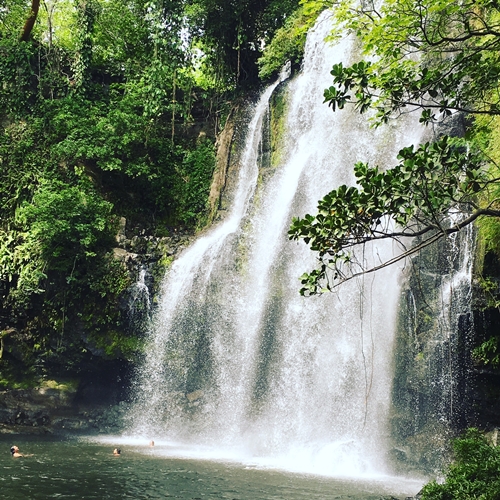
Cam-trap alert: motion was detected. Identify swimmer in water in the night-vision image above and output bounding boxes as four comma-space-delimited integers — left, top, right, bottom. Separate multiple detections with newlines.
10, 445, 33, 458
10, 446, 23, 458
149, 440, 154, 447
113, 448, 121, 456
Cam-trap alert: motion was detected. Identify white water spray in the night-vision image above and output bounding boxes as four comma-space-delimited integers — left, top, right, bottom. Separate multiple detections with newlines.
128, 11, 426, 478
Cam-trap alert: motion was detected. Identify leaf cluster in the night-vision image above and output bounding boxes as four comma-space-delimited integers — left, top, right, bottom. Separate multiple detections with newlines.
420, 428, 500, 500
472, 333, 500, 366
324, 0, 500, 125
289, 137, 494, 295
258, 2, 326, 80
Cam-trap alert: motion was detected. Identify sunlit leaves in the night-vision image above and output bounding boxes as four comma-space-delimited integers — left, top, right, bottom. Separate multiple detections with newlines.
258, 4, 322, 80
322, 0, 500, 125
16, 179, 115, 268
0, 40, 37, 116
420, 429, 500, 500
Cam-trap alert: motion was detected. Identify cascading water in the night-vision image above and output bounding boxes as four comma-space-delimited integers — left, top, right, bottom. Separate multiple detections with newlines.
391, 213, 477, 472
128, 10, 427, 478
433, 217, 476, 429
126, 267, 152, 336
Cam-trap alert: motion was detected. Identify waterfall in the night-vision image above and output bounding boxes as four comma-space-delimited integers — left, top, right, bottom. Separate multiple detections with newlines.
127, 267, 152, 327
128, 10, 427, 477
391, 213, 476, 473
434, 216, 475, 428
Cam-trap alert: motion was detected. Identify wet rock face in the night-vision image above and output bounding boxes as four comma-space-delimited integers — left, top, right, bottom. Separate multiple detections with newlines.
113, 220, 193, 285
389, 222, 476, 475
0, 387, 76, 432
113, 222, 195, 338
0, 387, 131, 435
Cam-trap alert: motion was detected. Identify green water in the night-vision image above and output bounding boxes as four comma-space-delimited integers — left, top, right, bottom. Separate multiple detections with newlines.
0, 435, 423, 499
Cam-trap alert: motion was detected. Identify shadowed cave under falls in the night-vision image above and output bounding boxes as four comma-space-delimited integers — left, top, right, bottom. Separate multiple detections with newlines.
126, 11, 475, 479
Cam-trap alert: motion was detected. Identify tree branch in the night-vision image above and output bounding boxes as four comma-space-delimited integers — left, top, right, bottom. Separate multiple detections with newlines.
324, 207, 500, 290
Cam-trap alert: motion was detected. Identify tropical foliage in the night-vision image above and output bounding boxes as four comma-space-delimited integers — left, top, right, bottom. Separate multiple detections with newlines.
420, 428, 500, 500
290, 137, 499, 294
258, 1, 326, 79
0, 0, 301, 383
289, 0, 500, 295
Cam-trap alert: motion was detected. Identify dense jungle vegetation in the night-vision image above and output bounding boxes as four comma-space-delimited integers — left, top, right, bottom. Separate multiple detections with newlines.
1, 0, 500, 390
0, 0, 326, 387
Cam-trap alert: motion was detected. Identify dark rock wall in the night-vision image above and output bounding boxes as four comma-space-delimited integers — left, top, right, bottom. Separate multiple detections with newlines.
389, 238, 500, 477
468, 308, 500, 430
385, 112, 500, 476
389, 226, 477, 474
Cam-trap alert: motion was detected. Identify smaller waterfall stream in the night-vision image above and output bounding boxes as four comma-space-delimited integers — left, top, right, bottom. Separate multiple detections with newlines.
436, 218, 475, 424
391, 213, 477, 472
127, 268, 152, 319
127, 10, 430, 479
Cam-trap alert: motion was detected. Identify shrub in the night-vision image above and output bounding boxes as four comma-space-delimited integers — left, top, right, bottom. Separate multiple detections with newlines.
421, 428, 500, 500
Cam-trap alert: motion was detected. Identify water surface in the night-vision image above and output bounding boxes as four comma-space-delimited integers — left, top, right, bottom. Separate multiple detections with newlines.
0, 434, 423, 499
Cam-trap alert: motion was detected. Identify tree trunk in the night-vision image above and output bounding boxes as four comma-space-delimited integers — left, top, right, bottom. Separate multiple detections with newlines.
20, 0, 41, 42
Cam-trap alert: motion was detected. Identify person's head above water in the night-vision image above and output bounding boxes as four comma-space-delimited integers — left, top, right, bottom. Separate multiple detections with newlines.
113, 448, 121, 456
10, 446, 22, 457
